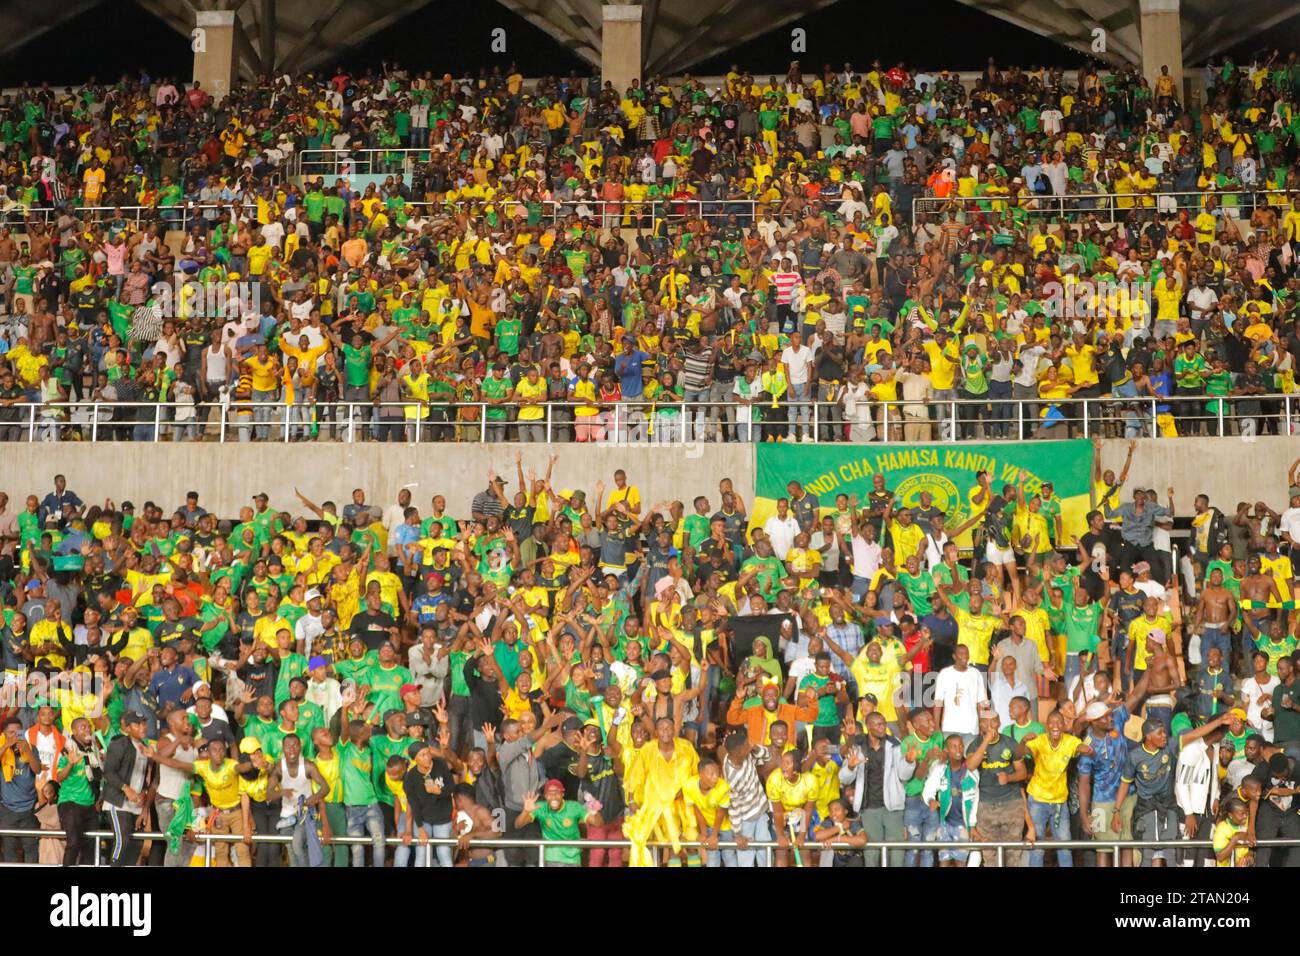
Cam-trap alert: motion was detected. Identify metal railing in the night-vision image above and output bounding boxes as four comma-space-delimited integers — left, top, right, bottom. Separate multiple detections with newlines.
295, 148, 440, 178
3, 825, 1295, 868
1, 393, 1295, 444
1, 202, 259, 233
913, 188, 1292, 226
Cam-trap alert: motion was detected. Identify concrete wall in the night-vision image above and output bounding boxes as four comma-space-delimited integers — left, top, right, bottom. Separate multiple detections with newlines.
0, 442, 753, 519
0, 437, 1294, 519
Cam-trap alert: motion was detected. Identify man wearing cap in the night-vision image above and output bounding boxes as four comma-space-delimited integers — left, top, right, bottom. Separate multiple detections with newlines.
402, 737, 455, 867
1076, 695, 1141, 867
516, 778, 599, 867
1110, 717, 1178, 866
101, 710, 152, 866
471, 470, 508, 523
1115, 713, 1234, 867
294, 588, 326, 657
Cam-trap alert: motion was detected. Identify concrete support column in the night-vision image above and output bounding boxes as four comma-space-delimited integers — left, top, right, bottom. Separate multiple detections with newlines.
193, 10, 237, 105
601, 4, 642, 96
1139, 0, 1183, 103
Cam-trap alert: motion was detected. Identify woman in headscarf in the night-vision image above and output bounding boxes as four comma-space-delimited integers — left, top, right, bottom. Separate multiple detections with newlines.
746, 635, 783, 685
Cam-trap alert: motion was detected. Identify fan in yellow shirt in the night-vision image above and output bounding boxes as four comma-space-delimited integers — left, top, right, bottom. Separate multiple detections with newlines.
1020, 713, 1090, 806
765, 749, 818, 862
680, 761, 733, 849
621, 726, 699, 867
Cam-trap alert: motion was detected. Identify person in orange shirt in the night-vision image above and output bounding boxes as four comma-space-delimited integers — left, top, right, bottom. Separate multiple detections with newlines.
725, 681, 820, 749
340, 230, 368, 269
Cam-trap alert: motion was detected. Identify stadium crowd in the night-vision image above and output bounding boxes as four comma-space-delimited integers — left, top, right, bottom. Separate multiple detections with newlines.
0, 56, 1298, 443
0, 445, 1298, 868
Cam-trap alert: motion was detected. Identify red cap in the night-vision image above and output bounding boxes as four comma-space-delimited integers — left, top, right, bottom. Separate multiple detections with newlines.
543, 779, 565, 793
399, 683, 421, 698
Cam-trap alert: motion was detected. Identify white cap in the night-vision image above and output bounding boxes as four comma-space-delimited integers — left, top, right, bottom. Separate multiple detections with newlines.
304, 588, 322, 603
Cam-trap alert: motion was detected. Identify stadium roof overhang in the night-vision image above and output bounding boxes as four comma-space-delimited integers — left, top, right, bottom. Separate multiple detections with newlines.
1, 0, 1294, 80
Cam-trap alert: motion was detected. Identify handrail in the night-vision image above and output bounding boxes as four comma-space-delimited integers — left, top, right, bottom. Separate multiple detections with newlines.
1, 393, 1293, 443
0, 202, 258, 232
913, 187, 1293, 226
4, 825, 1295, 867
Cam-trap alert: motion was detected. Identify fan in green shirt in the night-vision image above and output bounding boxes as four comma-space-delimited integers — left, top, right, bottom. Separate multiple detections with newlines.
335, 643, 379, 686
682, 510, 711, 550
338, 731, 379, 806
243, 710, 281, 754
519, 784, 596, 866
273, 650, 310, 705
1174, 347, 1207, 390
741, 550, 785, 603
323, 194, 346, 222
369, 718, 410, 805
897, 564, 938, 616
1063, 591, 1103, 655
55, 720, 98, 806
494, 315, 523, 357
899, 722, 943, 798
304, 189, 326, 223
364, 645, 412, 723
341, 344, 372, 389
481, 371, 512, 421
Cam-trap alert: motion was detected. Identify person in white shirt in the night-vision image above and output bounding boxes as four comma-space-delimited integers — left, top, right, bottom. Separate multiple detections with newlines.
1239, 651, 1280, 741
294, 590, 326, 657
850, 522, 883, 600
1278, 492, 1300, 549
382, 489, 412, 554
988, 654, 1030, 728
763, 500, 801, 561
260, 218, 286, 250
781, 331, 816, 442
304, 665, 343, 725
933, 645, 988, 738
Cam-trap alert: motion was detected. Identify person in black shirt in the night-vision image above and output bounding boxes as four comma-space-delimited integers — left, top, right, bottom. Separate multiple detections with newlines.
575, 720, 626, 866
463, 643, 505, 735
815, 344, 847, 442
1078, 508, 1113, 601
236, 642, 277, 702
539, 717, 586, 802
349, 604, 398, 652
191, 690, 237, 747
402, 738, 456, 867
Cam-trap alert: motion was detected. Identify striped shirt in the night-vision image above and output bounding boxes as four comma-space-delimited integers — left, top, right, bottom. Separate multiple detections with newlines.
471, 489, 505, 520
682, 347, 715, 390
770, 271, 802, 305
826, 622, 864, 680
722, 745, 771, 823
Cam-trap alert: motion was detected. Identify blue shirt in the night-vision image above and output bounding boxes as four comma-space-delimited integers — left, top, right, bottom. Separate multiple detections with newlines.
0, 753, 36, 812
147, 664, 199, 709
1078, 705, 1132, 803
39, 490, 82, 522
614, 351, 649, 398
411, 592, 448, 625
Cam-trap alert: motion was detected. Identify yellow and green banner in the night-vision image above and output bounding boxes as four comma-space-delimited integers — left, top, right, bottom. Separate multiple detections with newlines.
753, 440, 1093, 547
